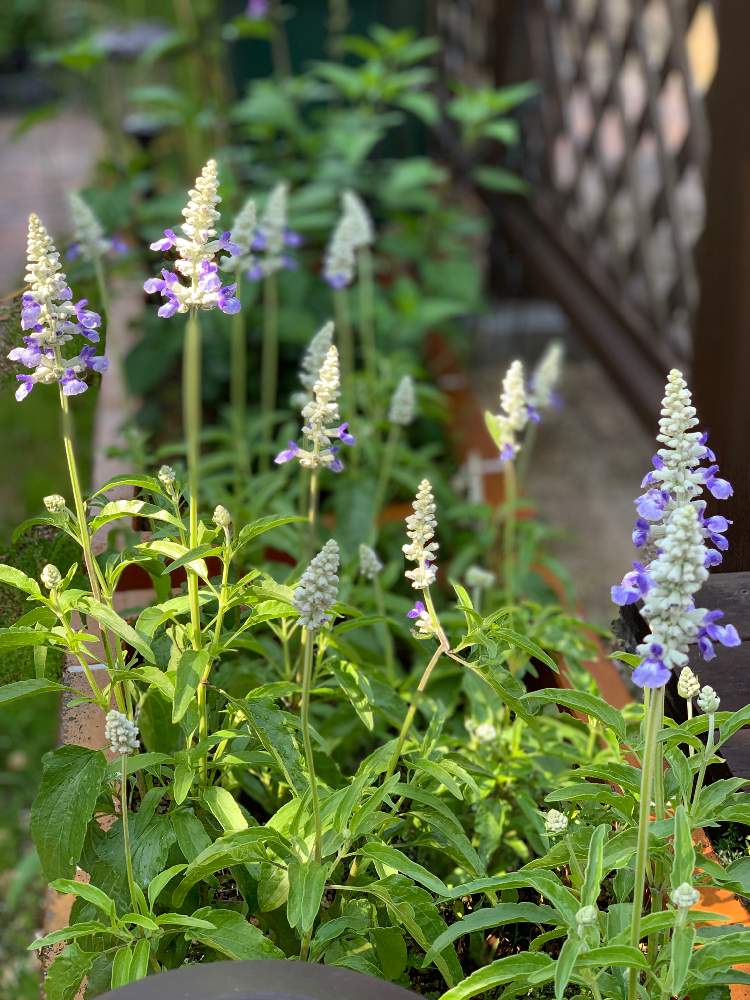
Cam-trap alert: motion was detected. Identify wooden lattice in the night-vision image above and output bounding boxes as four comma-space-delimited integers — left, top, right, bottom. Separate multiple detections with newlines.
436, 0, 717, 370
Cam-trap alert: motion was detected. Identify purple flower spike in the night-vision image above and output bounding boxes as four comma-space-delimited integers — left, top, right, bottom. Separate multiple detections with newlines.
8, 337, 42, 368
702, 464, 733, 500
144, 276, 166, 295
149, 228, 178, 252
328, 447, 344, 473
325, 272, 349, 290
632, 643, 670, 688
218, 231, 241, 256
699, 432, 716, 463
15, 375, 35, 401
246, 263, 264, 282
74, 299, 101, 331
246, 0, 269, 18
705, 549, 723, 568
284, 228, 302, 247
526, 403, 541, 424
611, 561, 650, 606
636, 488, 669, 521
499, 442, 515, 463
60, 369, 88, 396
407, 600, 426, 620
274, 441, 300, 464
109, 235, 128, 255
251, 231, 267, 252
21, 296, 41, 331
632, 518, 650, 547
67, 242, 81, 260
157, 295, 180, 319
698, 610, 741, 661
79, 345, 109, 373
218, 283, 240, 314
334, 422, 356, 446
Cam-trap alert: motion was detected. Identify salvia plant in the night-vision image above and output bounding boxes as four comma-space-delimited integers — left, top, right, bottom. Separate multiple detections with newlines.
2, 153, 750, 1000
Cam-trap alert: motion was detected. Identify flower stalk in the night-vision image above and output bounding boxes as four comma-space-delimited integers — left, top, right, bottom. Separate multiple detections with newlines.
183, 310, 204, 650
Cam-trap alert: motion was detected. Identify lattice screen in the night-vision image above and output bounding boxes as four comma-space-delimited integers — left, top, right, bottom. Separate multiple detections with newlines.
435, 0, 717, 366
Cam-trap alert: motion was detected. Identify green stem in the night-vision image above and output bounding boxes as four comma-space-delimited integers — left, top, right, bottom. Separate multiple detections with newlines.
515, 420, 538, 487
301, 631, 322, 863
384, 638, 446, 782
183, 310, 203, 652
308, 469, 319, 553
503, 459, 518, 605
270, 0, 292, 77
197, 542, 231, 786
121, 755, 139, 914
628, 686, 664, 1000
566, 832, 584, 887
373, 578, 395, 681
334, 288, 354, 415
260, 273, 279, 470
373, 424, 399, 532
59, 383, 125, 711
692, 711, 715, 809
356, 246, 378, 420
230, 275, 249, 499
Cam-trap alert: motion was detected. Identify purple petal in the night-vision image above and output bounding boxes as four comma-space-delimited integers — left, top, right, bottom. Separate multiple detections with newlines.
157, 296, 180, 319
15, 375, 34, 401
274, 441, 299, 464
149, 228, 177, 252
144, 277, 165, 295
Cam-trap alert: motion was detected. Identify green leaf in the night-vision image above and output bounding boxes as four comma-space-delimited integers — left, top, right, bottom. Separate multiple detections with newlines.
474, 165, 529, 194
148, 863, 187, 910
0, 626, 61, 649
440, 953, 555, 1000
31, 746, 107, 880
49, 878, 116, 919
555, 935, 582, 1000
44, 943, 96, 1000
161, 543, 221, 575
29, 922, 110, 950
524, 688, 626, 741
110, 945, 133, 989
582, 824, 607, 908
186, 906, 285, 959
202, 786, 248, 832
671, 805, 696, 888
173, 761, 194, 804
155, 912, 217, 930
424, 903, 559, 965
171, 809, 211, 862
0, 677, 66, 705
442, 871, 580, 925
172, 648, 209, 723
89, 499, 181, 533
91, 473, 164, 497
575, 945, 649, 969
136, 540, 209, 579
671, 925, 696, 995
228, 695, 306, 795
0, 563, 41, 596
237, 514, 305, 548
330, 660, 374, 731
359, 842, 449, 896
78, 598, 154, 661
130, 937, 150, 982
287, 858, 327, 934
492, 626, 558, 671
173, 828, 283, 906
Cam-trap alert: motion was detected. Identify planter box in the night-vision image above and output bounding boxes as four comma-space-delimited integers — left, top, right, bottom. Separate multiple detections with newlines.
97, 959, 420, 999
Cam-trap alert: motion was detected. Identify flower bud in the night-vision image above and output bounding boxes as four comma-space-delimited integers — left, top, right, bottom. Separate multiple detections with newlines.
466, 565, 496, 590
473, 721, 497, 744
104, 710, 140, 756
389, 375, 416, 427
158, 464, 176, 488
43, 494, 67, 513
294, 540, 340, 631
41, 564, 62, 589
213, 504, 231, 529
677, 666, 700, 700
697, 685, 720, 714
670, 882, 700, 909
575, 905, 599, 927
544, 809, 569, 835
358, 544, 383, 581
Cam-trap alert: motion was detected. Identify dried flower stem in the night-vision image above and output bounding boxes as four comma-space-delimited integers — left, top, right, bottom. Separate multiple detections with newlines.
260, 272, 279, 469
628, 686, 664, 1000
230, 275, 249, 495
183, 310, 204, 650
301, 632, 322, 864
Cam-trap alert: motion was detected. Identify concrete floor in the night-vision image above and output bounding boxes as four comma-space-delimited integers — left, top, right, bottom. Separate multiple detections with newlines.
472, 315, 654, 627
